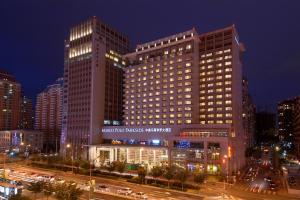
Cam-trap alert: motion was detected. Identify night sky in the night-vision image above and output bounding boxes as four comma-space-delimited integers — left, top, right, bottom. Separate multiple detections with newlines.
1, 0, 299, 110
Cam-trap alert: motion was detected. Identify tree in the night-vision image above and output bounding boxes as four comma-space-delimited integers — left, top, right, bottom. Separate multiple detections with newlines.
106, 162, 115, 173
151, 166, 163, 184
54, 182, 83, 200
194, 173, 205, 193
43, 182, 54, 200
194, 173, 205, 184
115, 161, 126, 174
27, 181, 44, 200
9, 194, 31, 200
163, 167, 174, 188
137, 166, 147, 184
176, 169, 189, 191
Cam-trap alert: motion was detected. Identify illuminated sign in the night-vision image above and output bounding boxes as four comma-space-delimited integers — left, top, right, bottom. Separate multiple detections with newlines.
152, 140, 160, 144
102, 127, 172, 133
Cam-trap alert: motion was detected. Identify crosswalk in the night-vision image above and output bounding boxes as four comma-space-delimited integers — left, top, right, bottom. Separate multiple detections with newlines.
147, 190, 198, 200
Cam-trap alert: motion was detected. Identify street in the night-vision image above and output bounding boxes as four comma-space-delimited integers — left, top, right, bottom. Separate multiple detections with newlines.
4, 162, 300, 200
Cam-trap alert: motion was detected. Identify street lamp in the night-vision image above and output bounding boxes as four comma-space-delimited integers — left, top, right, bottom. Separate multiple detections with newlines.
222, 155, 228, 190
66, 144, 73, 173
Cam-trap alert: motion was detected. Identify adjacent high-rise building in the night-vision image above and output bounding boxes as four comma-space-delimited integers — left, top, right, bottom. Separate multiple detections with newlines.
35, 78, 63, 153
0, 70, 21, 130
255, 110, 276, 144
278, 96, 300, 155
89, 25, 246, 174
242, 78, 256, 148
61, 17, 129, 158
19, 95, 34, 129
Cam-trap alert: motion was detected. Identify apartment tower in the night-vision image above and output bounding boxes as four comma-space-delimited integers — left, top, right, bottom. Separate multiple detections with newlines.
0, 70, 21, 130
35, 78, 63, 152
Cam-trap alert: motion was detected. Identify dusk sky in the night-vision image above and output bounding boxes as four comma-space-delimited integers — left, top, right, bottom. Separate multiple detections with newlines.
1, 0, 299, 110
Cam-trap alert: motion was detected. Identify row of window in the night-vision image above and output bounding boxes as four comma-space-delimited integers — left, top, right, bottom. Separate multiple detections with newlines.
125, 119, 192, 126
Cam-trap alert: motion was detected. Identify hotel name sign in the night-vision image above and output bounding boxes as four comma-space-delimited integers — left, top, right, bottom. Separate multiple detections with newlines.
102, 127, 172, 133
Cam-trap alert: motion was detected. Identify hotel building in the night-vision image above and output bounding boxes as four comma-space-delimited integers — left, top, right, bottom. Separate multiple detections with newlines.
61, 17, 129, 158
0, 70, 21, 131
35, 78, 63, 152
89, 25, 246, 174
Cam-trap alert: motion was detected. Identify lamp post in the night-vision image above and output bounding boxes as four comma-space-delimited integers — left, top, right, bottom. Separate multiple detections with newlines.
66, 144, 73, 173
222, 155, 228, 190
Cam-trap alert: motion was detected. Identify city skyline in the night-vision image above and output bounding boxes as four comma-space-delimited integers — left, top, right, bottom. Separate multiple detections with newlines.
1, 1, 300, 110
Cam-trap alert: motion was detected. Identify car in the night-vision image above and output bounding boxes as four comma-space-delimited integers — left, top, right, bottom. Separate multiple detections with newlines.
288, 177, 295, 181
264, 176, 272, 182
97, 184, 110, 192
269, 184, 277, 191
288, 177, 296, 186
131, 192, 148, 199
117, 187, 133, 195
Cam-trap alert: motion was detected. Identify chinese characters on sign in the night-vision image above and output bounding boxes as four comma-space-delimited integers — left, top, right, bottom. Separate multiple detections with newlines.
102, 127, 172, 133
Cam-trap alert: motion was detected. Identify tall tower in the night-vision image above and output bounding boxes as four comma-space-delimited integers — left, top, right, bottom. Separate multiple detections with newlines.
61, 17, 129, 158
20, 95, 34, 129
0, 70, 21, 130
278, 96, 300, 154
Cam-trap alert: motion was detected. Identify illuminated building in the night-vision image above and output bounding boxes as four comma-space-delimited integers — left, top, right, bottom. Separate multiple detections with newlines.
0, 130, 43, 152
61, 17, 129, 158
278, 96, 300, 155
89, 25, 246, 174
0, 70, 21, 130
35, 78, 63, 153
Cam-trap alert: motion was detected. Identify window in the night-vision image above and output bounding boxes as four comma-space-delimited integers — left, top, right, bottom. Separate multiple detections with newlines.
225, 100, 232, 104
225, 61, 231, 66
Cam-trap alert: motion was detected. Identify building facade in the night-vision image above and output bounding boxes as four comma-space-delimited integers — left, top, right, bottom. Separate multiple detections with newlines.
242, 78, 256, 148
255, 110, 276, 144
61, 17, 129, 158
89, 25, 246, 174
19, 95, 34, 129
278, 96, 300, 155
0, 70, 21, 131
35, 78, 63, 153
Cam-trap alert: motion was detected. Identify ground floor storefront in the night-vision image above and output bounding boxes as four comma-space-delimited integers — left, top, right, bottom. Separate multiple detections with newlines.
89, 144, 229, 174
90, 124, 245, 174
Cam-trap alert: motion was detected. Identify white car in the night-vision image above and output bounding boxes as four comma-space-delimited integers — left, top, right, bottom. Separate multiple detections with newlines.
131, 192, 148, 199
55, 178, 65, 184
97, 184, 110, 192
117, 187, 132, 195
